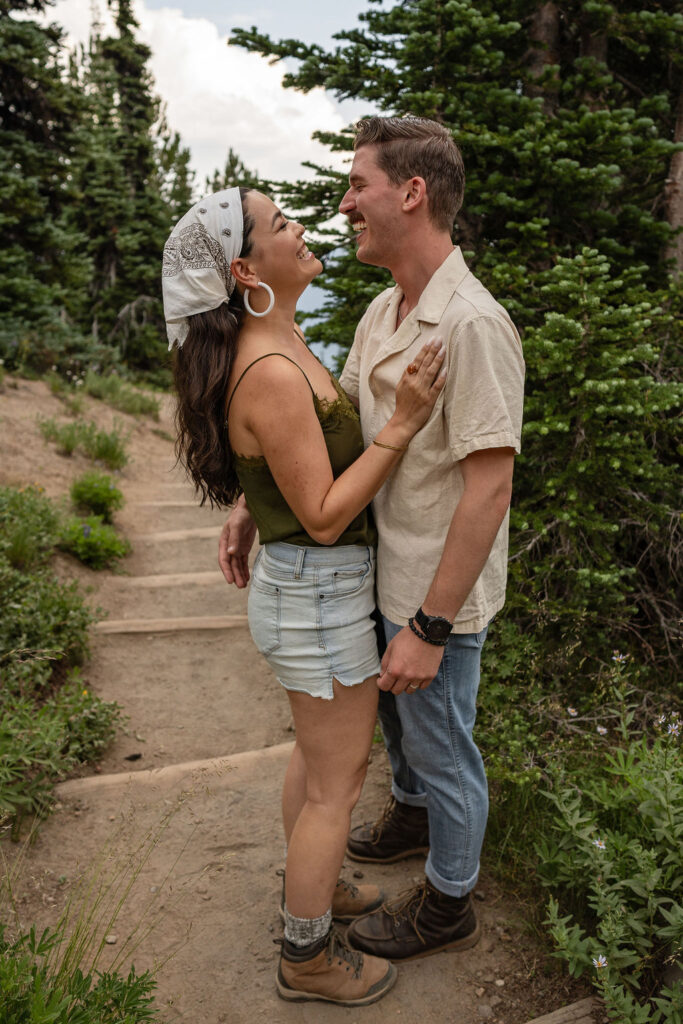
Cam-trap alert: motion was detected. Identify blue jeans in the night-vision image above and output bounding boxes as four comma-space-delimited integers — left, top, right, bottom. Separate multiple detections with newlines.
378, 615, 489, 898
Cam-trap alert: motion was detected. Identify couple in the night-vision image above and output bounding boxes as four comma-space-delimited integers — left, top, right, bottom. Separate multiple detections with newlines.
163, 115, 524, 1007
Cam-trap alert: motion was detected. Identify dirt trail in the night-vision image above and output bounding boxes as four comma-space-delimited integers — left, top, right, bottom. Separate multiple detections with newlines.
1, 378, 594, 1024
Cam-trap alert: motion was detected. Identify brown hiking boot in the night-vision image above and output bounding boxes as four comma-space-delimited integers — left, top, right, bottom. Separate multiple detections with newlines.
347, 796, 429, 863
346, 879, 480, 961
277, 928, 397, 1006
276, 870, 385, 923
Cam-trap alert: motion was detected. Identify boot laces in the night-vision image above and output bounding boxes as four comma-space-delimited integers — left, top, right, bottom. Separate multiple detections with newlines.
386, 881, 430, 944
336, 877, 360, 898
326, 928, 363, 978
370, 795, 398, 841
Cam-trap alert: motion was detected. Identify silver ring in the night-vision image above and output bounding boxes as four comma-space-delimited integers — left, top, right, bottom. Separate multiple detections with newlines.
407, 684, 419, 692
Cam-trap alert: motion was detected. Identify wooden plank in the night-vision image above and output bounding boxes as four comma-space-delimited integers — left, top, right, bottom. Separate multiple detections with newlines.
110, 571, 226, 588
129, 527, 219, 542
525, 997, 598, 1024
94, 614, 248, 634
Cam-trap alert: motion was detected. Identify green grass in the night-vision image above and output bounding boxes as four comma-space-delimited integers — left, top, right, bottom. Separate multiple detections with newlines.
83, 370, 160, 420
38, 418, 129, 471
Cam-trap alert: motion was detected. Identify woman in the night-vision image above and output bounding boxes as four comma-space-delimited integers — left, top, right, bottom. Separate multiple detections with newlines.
163, 187, 445, 1006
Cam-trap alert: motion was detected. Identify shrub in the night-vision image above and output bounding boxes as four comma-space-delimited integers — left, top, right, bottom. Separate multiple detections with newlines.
0, 924, 160, 1023
78, 420, 129, 470
83, 370, 160, 420
538, 713, 682, 1023
70, 472, 124, 523
0, 485, 60, 572
59, 516, 130, 569
38, 417, 129, 470
38, 418, 83, 456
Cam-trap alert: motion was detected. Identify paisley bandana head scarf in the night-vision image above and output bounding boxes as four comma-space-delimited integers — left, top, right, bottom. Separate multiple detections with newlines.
162, 187, 244, 350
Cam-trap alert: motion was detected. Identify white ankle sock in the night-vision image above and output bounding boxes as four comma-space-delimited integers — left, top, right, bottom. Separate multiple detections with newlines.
284, 907, 332, 947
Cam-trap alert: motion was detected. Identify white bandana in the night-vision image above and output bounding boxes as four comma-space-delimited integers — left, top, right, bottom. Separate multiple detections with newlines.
162, 187, 244, 349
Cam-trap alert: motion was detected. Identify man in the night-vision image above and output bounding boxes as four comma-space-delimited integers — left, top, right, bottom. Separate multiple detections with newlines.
219, 115, 524, 962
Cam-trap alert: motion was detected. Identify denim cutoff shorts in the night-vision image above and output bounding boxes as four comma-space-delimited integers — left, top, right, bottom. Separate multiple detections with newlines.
247, 542, 381, 700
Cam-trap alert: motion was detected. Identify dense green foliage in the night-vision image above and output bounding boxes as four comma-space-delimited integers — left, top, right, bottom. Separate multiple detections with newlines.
0, 0, 198, 382
70, 472, 124, 523
0, 486, 122, 833
0, 924, 160, 1024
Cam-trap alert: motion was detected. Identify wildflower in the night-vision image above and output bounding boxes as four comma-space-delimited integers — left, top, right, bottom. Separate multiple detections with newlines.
82, 524, 92, 539
612, 651, 628, 663
592, 955, 608, 969
567, 706, 578, 717
82, 689, 88, 697
596, 725, 607, 735
593, 838, 606, 851
657, 714, 667, 726
668, 721, 680, 737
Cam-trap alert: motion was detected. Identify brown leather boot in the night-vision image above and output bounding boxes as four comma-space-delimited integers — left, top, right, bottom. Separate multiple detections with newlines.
347, 796, 429, 863
277, 870, 385, 923
346, 879, 480, 961
277, 928, 398, 1005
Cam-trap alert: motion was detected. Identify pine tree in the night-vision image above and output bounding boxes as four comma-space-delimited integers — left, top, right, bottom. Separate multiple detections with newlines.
0, 0, 91, 370
232, 0, 682, 680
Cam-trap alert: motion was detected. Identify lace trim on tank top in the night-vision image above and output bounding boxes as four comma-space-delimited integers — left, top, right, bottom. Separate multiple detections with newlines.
228, 355, 359, 466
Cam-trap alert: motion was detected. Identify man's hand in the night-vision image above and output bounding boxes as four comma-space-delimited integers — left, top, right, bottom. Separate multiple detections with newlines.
218, 496, 257, 588
378, 626, 445, 694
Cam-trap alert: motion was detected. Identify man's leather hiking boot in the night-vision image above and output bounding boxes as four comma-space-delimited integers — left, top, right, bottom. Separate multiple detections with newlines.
276, 870, 385, 923
346, 795, 429, 863
277, 928, 397, 1006
346, 878, 480, 961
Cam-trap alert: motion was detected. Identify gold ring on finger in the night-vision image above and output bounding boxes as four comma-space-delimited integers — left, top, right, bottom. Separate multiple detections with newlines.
406, 363, 418, 375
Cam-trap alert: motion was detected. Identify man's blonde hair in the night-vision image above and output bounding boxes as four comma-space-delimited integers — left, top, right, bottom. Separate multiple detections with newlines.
353, 115, 465, 233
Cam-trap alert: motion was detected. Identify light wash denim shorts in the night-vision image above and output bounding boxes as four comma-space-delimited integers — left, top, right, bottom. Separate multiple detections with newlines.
247, 542, 381, 700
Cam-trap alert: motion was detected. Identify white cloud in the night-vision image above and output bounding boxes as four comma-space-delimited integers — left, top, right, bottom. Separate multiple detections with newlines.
46, 0, 355, 187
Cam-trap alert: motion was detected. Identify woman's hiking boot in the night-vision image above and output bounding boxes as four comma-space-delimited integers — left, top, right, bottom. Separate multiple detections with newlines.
346, 878, 480, 961
277, 869, 385, 923
277, 928, 397, 1006
346, 795, 429, 863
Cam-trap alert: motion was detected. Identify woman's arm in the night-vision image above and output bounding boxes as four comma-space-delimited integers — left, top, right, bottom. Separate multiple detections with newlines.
239, 342, 445, 545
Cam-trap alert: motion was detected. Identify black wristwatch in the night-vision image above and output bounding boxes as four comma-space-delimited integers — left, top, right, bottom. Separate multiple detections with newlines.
411, 607, 452, 646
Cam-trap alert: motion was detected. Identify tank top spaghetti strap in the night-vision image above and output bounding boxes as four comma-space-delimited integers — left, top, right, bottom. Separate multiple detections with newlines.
226, 353, 316, 422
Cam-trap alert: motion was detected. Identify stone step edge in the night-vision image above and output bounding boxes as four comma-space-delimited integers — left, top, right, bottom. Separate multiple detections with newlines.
94, 615, 248, 634
56, 741, 295, 798
524, 997, 599, 1024
106, 571, 226, 588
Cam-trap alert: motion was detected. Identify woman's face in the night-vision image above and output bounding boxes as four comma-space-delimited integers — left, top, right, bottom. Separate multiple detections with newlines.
242, 191, 322, 294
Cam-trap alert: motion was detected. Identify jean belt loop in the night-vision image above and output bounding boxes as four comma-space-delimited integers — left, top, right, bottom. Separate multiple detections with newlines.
294, 547, 306, 580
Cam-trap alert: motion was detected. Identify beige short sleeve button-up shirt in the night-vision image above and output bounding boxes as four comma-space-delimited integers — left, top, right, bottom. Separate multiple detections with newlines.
340, 247, 525, 633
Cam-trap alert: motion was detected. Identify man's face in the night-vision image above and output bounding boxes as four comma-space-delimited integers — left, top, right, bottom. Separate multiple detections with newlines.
338, 145, 406, 269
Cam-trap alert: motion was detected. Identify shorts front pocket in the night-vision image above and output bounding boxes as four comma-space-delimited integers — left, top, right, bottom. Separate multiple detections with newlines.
330, 562, 371, 597
248, 578, 281, 656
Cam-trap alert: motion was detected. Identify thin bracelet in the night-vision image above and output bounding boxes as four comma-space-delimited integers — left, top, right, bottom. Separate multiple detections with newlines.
373, 439, 409, 452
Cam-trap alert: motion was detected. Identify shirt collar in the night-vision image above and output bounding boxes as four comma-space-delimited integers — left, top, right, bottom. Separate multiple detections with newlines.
409, 246, 470, 325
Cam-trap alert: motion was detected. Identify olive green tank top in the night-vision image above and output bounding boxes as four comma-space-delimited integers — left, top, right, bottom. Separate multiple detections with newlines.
227, 354, 377, 548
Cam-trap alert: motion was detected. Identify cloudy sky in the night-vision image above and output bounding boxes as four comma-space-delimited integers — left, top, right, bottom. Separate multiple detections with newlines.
46, 0, 387, 187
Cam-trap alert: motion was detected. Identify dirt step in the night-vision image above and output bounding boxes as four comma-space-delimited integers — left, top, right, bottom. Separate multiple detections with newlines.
119, 502, 228, 533
93, 572, 246, 620
121, 532, 224, 575
94, 615, 248, 634
85, 631, 290, 773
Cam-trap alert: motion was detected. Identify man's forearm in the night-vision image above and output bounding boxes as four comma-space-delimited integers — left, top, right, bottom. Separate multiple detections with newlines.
421, 452, 514, 621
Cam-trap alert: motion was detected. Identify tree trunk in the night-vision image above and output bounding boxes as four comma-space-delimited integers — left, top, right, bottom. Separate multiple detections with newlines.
526, 2, 561, 115
664, 78, 683, 277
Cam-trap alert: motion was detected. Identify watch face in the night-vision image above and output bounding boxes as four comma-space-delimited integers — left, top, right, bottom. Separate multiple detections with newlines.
426, 618, 452, 642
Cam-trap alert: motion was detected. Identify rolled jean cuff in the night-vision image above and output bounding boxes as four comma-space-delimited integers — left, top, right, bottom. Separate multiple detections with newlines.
390, 781, 427, 808
425, 856, 479, 899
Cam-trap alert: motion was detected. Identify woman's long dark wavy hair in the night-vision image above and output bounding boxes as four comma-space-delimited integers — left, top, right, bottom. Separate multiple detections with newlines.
173, 186, 255, 508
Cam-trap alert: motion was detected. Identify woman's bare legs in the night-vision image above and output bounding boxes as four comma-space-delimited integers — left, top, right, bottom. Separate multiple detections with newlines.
283, 676, 378, 919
